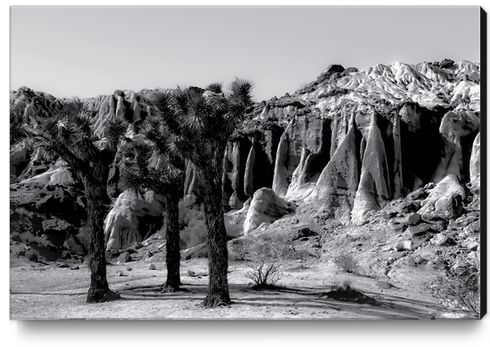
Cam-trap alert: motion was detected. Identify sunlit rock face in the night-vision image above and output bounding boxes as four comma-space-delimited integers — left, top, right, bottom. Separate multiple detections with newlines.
243, 188, 297, 235
351, 113, 392, 226
417, 174, 466, 220
304, 114, 362, 224
469, 133, 480, 192
104, 190, 165, 250
232, 59, 480, 224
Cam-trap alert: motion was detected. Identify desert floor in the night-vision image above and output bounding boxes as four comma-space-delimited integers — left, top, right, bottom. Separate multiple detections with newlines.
10, 254, 467, 320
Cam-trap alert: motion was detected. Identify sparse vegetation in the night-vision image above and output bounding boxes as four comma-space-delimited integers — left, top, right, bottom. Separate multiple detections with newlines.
428, 256, 480, 318
333, 253, 359, 274
245, 235, 289, 288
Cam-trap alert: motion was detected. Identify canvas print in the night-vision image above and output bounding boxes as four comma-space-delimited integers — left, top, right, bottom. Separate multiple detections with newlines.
9, 6, 484, 320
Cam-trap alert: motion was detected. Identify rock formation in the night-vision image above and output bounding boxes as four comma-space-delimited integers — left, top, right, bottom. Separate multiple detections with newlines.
469, 133, 481, 191
9, 59, 481, 251
417, 174, 466, 220
304, 113, 361, 223
351, 112, 392, 225
243, 188, 297, 235
104, 190, 165, 250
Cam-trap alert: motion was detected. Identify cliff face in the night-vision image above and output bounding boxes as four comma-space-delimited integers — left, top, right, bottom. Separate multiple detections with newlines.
229, 60, 480, 227
10, 59, 481, 248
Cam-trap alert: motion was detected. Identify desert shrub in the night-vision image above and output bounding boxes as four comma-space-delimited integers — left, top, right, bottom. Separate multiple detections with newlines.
244, 235, 289, 288
334, 253, 359, 274
428, 256, 480, 318
327, 279, 352, 292
25, 248, 40, 262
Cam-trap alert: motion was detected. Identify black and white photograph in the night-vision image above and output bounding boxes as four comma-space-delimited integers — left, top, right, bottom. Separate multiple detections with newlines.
9, 4, 484, 325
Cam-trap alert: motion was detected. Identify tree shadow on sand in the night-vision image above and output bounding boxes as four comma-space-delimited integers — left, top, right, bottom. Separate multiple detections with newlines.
115, 282, 449, 319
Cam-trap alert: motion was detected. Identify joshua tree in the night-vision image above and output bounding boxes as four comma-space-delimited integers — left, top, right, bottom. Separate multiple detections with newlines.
160, 79, 254, 307
26, 99, 126, 303
119, 102, 185, 292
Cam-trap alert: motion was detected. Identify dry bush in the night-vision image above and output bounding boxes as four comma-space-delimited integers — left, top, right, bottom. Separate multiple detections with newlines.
244, 235, 289, 288
247, 258, 281, 288
428, 255, 480, 318
334, 253, 359, 274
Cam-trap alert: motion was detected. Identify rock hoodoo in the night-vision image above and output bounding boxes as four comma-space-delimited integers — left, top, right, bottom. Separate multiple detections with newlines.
104, 190, 165, 250
243, 188, 297, 235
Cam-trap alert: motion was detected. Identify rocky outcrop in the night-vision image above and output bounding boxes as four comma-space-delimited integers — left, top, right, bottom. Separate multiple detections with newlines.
10, 58, 481, 253
282, 116, 331, 201
431, 108, 480, 183
351, 112, 392, 225
305, 114, 362, 224
469, 133, 480, 191
243, 188, 297, 235
417, 174, 466, 220
104, 190, 165, 250
10, 143, 30, 183
222, 121, 283, 209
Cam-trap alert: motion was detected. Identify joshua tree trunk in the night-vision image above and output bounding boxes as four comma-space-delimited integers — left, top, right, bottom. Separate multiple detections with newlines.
162, 193, 182, 292
83, 176, 120, 303
200, 165, 231, 308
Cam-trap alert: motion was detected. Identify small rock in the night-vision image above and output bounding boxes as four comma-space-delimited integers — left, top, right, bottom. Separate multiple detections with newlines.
148, 263, 156, 270
117, 252, 131, 264
116, 271, 124, 276
405, 223, 431, 238
419, 250, 437, 262
464, 221, 480, 234
431, 234, 449, 246
402, 240, 413, 251
407, 187, 427, 200
467, 251, 479, 263
126, 267, 133, 271
390, 221, 405, 232
400, 200, 421, 213
394, 240, 413, 251
69, 265, 80, 270
407, 213, 422, 226
414, 255, 425, 265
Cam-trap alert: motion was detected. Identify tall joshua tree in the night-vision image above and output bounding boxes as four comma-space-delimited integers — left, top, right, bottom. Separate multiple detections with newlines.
119, 96, 185, 292
27, 99, 126, 303
162, 80, 254, 307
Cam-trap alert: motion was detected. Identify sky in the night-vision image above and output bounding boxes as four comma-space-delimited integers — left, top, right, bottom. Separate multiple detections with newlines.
10, 5, 481, 103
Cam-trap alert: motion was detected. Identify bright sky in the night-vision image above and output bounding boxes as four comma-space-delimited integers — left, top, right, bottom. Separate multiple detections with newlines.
10, 5, 481, 103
